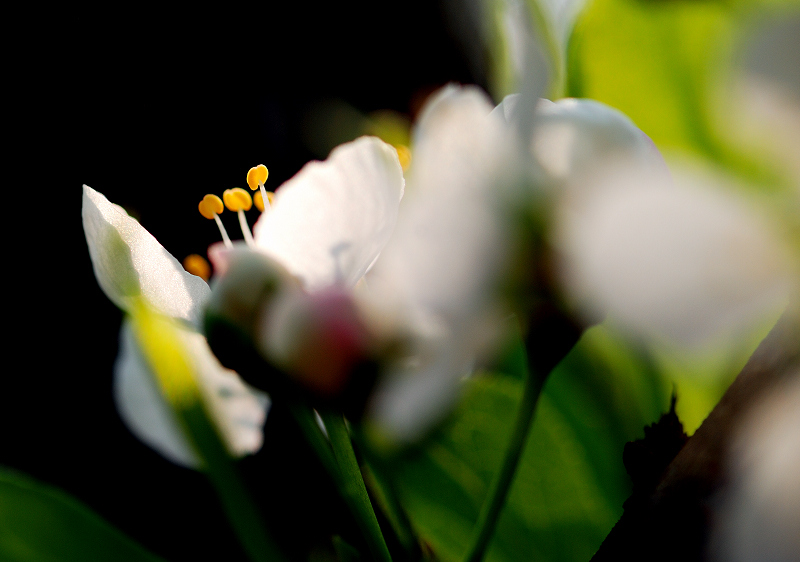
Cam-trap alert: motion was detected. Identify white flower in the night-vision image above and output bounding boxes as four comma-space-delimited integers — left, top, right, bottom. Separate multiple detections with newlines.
250, 136, 406, 291
361, 85, 676, 445
361, 82, 794, 444
206, 136, 405, 391
555, 165, 796, 348
82, 185, 269, 467
711, 371, 800, 562
362, 85, 526, 444
499, 90, 797, 349
528, 100, 797, 349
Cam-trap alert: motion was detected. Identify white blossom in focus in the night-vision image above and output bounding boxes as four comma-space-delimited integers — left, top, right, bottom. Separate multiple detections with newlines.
82, 185, 269, 467
207, 136, 405, 390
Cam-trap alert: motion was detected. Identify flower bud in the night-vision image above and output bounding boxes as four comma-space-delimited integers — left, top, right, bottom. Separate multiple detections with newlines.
257, 287, 377, 401
204, 243, 301, 392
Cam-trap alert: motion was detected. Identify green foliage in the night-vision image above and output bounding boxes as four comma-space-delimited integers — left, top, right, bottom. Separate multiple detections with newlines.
384, 326, 670, 562
0, 466, 165, 562
565, 0, 800, 191
567, 0, 735, 156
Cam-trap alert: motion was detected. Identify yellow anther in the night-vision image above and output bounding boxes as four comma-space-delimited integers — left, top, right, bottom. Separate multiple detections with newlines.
253, 190, 276, 212
223, 187, 253, 212
183, 254, 211, 281
199, 194, 232, 247
247, 164, 269, 191
395, 145, 412, 171
198, 194, 224, 219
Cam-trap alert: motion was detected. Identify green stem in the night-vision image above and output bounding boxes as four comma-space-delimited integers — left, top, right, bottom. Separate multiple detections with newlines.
462, 370, 547, 562
361, 459, 418, 554
184, 404, 285, 562
129, 305, 285, 562
287, 404, 341, 483
322, 412, 393, 562
288, 405, 392, 562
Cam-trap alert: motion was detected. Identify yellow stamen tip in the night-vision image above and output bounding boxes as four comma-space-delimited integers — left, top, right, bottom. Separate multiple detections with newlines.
395, 144, 412, 171
247, 164, 269, 191
183, 254, 211, 281
223, 187, 253, 212
253, 190, 276, 212
198, 194, 224, 219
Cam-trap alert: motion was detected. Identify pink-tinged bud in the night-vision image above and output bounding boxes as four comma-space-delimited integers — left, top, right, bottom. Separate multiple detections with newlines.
257, 287, 374, 397
205, 244, 300, 342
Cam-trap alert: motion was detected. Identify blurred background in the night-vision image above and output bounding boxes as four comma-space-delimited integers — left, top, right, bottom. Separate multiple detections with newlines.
7, 4, 481, 560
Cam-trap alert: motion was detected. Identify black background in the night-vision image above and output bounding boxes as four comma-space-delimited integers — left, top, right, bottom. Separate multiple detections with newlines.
7, 4, 483, 560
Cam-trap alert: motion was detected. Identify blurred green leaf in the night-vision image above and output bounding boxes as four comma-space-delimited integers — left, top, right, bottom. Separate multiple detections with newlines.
567, 0, 735, 157
385, 326, 670, 562
0, 466, 165, 562
566, 0, 800, 191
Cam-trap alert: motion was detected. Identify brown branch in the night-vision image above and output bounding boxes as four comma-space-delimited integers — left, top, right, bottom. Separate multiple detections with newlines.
592, 308, 800, 562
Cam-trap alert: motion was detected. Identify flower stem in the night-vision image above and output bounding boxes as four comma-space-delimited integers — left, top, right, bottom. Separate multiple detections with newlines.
183, 403, 285, 562
361, 459, 418, 554
462, 370, 546, 562
288, 405, 392, 562
322, 412, 393, 562
130, 305, 284, 562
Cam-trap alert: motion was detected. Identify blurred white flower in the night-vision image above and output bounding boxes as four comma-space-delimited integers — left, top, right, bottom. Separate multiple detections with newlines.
360, 85, 665, 444
362, 84, 526, 444
495, 87, 798, 350
726, 16, 800, 186
82, 185, 269, 467
365, 82, 798, 444
554, 164, 796, 348
711, 373, 800, 562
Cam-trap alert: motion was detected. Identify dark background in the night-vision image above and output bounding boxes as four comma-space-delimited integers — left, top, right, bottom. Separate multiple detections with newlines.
7, 5, 484, 560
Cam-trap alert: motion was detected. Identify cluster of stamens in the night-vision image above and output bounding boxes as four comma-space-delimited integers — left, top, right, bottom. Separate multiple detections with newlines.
185, 164, 275, 280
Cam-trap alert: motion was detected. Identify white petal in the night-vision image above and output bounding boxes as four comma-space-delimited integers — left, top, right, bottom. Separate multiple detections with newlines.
114, 322, 199, 467
367, 85, 520, 343
711, 373, 800, 562
114, 321, 270, 468
491, 92, 522, 124
252, 136, 404, 290
556, 166, 796, 347
363, 85, 521, 441
529, 98, 666, 191
366, 337, 472, 445
82, 185, 210, 326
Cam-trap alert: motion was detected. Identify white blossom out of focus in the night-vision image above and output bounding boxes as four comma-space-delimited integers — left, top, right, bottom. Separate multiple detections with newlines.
554, 158, 797, 350
363, 84, 527, 444
496, 93, 797, 351
711, 372, 800, 562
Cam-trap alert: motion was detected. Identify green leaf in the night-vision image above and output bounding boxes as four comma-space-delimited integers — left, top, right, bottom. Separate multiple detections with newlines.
567, 0, 735, 158
0, 466, 165, 562
384, 326, 670, 562
566, 0, 800, 189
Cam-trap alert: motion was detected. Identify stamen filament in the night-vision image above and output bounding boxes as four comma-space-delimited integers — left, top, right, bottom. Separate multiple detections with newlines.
237, 209, 255, 247
259, 184, 270, 212
254, 189, 275, 213
214, 214, 233, 248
